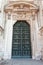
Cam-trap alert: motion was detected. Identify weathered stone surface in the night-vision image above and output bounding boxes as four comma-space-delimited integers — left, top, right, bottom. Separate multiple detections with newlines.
0, 59, 43, 65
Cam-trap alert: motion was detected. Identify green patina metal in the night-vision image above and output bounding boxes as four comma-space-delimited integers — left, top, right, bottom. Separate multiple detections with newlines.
12, 20, 32, 58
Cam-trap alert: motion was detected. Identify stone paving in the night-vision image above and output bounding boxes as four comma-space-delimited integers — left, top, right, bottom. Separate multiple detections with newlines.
0, 59, 43, 65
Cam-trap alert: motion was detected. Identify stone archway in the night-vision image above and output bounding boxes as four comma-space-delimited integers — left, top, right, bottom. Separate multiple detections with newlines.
4, 1, 39, 59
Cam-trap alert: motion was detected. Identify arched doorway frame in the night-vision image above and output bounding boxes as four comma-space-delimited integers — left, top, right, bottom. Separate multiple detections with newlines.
11, 18, 36, 59
4, 14, 38, 59
4, 1, 39, 59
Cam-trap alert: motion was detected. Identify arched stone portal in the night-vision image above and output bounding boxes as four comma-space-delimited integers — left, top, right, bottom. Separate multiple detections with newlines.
4, 1, 39, 59
12, 20, 32, 58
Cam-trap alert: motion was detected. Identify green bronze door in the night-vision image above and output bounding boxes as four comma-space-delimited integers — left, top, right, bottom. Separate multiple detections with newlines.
12, 20, 32, 58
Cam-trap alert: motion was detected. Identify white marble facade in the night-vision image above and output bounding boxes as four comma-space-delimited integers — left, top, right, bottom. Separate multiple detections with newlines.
0, 0, 43, 60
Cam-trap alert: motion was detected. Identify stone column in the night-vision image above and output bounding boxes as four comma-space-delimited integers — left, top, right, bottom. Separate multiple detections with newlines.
30, 14, 41, 60
33, 16, 38, 60
4, 13, 13, 59
34, 15, 41, 60
30, 14, 37, 59
0, 0, 5, 60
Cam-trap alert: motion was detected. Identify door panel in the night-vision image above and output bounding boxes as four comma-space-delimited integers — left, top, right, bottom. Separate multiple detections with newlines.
12, 20, 32, 58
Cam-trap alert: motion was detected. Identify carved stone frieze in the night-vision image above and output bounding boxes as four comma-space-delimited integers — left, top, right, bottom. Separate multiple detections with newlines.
4, 1, 39, 20
12, 12, 31, 20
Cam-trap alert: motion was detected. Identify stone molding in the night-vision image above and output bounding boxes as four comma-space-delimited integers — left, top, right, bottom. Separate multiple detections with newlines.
4, 1, 39, 20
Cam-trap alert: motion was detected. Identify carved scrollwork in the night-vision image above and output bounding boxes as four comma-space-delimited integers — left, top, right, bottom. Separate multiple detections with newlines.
12, 12, 32, 20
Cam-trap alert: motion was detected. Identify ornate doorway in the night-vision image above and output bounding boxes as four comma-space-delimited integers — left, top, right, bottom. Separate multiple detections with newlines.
12, 20, 32, 58
4, 1, 39, 59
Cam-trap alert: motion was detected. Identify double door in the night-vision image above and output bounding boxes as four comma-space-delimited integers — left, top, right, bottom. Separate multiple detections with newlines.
12, 21, 32, 58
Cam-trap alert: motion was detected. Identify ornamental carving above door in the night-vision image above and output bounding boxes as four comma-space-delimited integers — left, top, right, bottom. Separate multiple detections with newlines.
4, 1, 39, 20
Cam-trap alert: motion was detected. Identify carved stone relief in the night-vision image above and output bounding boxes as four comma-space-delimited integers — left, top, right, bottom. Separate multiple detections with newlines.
12, 12, 30, 20
4, 2, 39, 21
